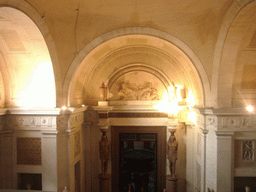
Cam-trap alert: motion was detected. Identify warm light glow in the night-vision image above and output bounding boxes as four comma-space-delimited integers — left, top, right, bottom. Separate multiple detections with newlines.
15, 61, 56, 108
62, 106, 67, 110
154, 85, 196, 119
175, 85, 184, 102
154, 100, 181, 116
246, 105, 254, 112
186, 90, 196, 107
188, 110, 197, 125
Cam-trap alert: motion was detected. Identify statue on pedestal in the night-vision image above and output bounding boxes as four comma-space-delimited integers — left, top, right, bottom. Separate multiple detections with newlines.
99, 131, 110, 176
99, 82, 108, 101
167, 132, 178, 178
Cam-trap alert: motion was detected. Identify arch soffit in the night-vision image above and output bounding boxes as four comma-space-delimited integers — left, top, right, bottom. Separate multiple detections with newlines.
0, 0, 61, 107
65, 27, 210, 107
211, 0, 255, 108
82, 45, 193, 91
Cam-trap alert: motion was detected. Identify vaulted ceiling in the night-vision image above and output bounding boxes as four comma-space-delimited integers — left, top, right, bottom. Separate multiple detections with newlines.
0, 0, 255, 109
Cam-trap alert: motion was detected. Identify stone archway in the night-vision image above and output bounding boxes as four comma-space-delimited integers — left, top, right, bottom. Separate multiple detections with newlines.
0, 0, 61, 107
66, 28, 208, 108
211, 0, 256, 108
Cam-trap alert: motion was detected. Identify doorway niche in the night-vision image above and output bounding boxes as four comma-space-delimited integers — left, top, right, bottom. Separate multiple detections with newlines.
111, 126, 166, 192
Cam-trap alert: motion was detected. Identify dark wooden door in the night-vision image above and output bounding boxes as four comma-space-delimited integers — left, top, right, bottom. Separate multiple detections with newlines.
111, 126, 166, 192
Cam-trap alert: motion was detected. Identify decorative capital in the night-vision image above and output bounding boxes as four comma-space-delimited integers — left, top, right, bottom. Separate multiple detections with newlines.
215, 131, 235, 137
99, 123, 110, 132
84, 108, 98, 124
199, 128, 209, 135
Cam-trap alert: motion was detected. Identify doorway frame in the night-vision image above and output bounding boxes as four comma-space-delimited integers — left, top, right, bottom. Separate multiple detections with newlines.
111, 126, 167, 192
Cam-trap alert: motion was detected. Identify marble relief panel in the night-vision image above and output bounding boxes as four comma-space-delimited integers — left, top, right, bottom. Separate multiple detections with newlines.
69, 112, 84, 129
109, 71, 166, 101
235, 140, 256, 167
242, 140, 254, 161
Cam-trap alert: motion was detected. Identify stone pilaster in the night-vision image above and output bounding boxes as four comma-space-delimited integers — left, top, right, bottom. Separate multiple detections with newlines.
41, 130, 58, 192
198, 128, 209, 192
216, 131, 234, 192
0, 130, 13, 189
83, 107, 99, 192
83, 121, 93, 192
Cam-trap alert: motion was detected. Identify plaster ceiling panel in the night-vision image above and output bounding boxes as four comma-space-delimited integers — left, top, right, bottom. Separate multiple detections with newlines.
0, 29, 26, 52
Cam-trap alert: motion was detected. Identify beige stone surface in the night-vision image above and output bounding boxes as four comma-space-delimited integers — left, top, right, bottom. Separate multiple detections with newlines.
0, 1, 255, 192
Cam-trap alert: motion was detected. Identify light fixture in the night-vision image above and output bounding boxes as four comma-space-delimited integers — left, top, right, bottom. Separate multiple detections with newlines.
246, 105, 254, 112
61, 106, 67, 110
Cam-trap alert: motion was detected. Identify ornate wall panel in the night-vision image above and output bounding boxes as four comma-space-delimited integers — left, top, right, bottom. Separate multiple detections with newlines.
17, 138, 41, 165
74, 131, 81, 157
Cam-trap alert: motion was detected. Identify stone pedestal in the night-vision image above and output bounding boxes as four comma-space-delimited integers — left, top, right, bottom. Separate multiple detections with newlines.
99, 174, 111, 192
167, 175, 178, 192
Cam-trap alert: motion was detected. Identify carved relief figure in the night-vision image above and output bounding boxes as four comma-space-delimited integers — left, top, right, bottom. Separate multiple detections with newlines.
118, 81, 159, 100
167, 134, 178, 178
137, 82, 159, 100
99, 132, 110, 176
118, 82, 136, 100
242, 140, 254, 160
139, 87, 159, 100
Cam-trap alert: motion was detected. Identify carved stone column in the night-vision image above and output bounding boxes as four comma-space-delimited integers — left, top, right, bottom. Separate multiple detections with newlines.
98, 123, 110, 192
166, 124, 179, 192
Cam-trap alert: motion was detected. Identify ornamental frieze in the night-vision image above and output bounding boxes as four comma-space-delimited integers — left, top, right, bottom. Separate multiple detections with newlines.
218, 116, 256, 129
5, 115, 56, 128
69, 112, 84, 129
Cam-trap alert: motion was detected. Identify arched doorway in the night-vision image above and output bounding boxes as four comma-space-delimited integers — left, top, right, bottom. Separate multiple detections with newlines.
66, 28, 208, 192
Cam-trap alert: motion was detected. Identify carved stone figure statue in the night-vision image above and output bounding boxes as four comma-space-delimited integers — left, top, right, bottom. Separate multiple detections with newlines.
139, 87, 159, 100
243, 141, 253, 160
99, 132, 110, 176
167, 133, 178, 178
99, 82, 108, 101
